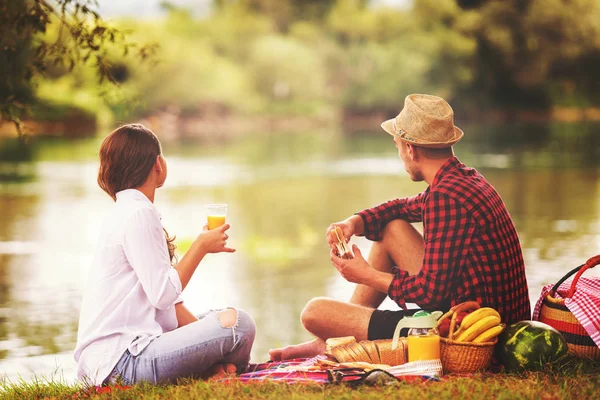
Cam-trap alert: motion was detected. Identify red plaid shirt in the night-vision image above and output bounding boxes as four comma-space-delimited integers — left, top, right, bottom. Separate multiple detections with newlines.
357, 157, 531, 324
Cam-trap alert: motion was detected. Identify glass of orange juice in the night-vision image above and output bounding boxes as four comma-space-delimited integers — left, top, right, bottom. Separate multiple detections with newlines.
206, 204, 227, 230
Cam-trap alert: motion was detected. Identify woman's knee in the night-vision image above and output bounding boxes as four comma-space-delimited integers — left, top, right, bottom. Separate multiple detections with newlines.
218, 308, 256, 340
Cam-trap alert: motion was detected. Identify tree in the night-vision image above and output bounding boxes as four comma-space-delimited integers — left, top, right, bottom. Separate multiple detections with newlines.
454, 0, 600, 108
0, 0, 157, 135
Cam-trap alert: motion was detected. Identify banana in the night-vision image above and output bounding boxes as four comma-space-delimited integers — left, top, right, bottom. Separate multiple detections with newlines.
455, 307, 501, 336
472, 323, 505, 343
456, 315, 501, 342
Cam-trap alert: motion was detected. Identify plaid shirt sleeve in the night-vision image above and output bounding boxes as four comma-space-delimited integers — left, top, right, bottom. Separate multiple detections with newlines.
356, 191, 426, 241
388, 191, 475, 309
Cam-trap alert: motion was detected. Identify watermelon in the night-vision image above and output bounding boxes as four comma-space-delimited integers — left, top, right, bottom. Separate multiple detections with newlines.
496, 320, 568, 372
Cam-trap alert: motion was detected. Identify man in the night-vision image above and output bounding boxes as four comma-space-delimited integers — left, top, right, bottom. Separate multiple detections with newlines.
269, 94, 531, 361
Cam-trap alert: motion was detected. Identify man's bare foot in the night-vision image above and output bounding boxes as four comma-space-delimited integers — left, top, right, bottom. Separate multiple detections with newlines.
268, 338, 326, 361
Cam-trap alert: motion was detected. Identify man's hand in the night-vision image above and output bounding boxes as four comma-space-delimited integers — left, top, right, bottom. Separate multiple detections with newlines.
330, 245, 394, 293
329, 245, 371, 285
326, 215, 364, 250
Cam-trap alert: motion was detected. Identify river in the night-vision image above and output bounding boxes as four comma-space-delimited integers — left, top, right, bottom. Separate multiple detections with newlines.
0, 121, 599, 383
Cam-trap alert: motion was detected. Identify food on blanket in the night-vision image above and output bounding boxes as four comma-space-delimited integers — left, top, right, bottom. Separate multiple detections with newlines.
331, 345, 353, 363
326, 336, 356, 347
329, 226, 353, 259
325, 336, 356, 358
438, 311, 468, 337
437, 301, 480, 337
359, 341, 380, 364
455, 315, 502, 342
472, 323, 506, 343
338, 361, 391, 371
346, 342, 372, 363
374, 339, 407, 366
454, 307, 501, 337
316, 358, 391, 371
316, 358, 341, 368
497, 320, 568, 372
436, 302, 505, 344
328, 338, 407, 366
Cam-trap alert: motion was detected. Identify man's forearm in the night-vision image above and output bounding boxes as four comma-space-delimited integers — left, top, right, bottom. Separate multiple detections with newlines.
365, 269, 394, 295
348, 214, 365, 236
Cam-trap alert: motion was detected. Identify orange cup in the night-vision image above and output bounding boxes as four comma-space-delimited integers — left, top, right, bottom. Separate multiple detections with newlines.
206, 204, 227, 230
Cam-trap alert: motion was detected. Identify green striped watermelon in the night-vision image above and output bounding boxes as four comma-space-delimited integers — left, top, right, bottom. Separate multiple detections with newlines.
496, 320, 568, 372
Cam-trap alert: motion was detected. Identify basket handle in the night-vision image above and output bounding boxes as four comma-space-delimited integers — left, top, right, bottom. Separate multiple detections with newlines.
436, 301, 480, 340
564, 255, 600, 298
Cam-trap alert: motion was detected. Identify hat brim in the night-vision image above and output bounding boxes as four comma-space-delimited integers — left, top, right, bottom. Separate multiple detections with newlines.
381, 118, 464, 149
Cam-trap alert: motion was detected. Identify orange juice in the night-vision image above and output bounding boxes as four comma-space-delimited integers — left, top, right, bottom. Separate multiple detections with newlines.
207, 215, 226, 230
407, 334, 440, 362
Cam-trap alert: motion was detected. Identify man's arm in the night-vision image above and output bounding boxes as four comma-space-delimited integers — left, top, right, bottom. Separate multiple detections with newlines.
388, 192, 475, 309
355, 192, 427, 241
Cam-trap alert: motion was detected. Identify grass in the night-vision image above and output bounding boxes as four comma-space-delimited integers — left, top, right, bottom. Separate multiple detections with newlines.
2, 357, 599, 400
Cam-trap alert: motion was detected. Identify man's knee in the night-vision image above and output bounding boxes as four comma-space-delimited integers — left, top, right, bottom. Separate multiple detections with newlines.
383, 219, 413, 239
301, 297, 330, 332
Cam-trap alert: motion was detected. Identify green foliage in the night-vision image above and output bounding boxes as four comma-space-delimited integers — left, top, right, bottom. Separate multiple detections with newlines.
0, 0, 157, 134
3, 0, 600, 129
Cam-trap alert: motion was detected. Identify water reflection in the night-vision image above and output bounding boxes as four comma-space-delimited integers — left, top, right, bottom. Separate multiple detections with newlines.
0, 122, 599, 381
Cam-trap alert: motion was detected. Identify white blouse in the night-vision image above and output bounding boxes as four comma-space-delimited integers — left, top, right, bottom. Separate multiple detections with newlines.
74, 189, 183, 385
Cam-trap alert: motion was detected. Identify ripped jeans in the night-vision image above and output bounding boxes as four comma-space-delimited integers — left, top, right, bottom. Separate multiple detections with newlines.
104, 308, 256, 385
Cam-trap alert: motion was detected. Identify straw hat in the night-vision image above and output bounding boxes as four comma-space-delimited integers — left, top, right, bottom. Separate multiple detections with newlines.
381, 94, 464, 148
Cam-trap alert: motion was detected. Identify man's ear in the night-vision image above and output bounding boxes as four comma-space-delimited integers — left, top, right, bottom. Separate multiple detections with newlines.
407, 143, 418, 161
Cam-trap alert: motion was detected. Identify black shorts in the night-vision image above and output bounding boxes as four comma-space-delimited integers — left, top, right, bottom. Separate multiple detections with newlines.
367, 308, 424, 340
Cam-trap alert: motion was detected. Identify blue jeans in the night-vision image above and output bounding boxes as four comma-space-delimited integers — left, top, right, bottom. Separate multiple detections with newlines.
104, 308, 256, 384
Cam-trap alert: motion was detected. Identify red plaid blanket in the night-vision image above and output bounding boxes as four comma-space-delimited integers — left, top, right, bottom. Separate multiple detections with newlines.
533, 276, 600, 348
230, 357, 436, 384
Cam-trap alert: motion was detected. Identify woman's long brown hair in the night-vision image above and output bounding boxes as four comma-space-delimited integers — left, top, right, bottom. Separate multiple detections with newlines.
97, 124, 177, 264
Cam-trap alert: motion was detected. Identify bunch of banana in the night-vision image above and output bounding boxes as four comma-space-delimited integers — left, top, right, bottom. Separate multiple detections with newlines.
436, 302, 506, 344
454, 307, 505, 343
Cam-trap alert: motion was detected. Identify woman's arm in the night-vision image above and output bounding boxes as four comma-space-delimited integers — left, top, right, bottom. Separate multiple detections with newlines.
175, 223, 235, 290
175, 303, 198, 327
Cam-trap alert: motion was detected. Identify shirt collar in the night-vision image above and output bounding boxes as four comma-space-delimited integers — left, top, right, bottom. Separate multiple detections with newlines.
430, 156, 462, 188
115, 189, 161, 218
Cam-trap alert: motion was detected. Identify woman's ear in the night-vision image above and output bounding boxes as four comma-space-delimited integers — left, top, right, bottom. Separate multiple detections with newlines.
155, 155, 163, 173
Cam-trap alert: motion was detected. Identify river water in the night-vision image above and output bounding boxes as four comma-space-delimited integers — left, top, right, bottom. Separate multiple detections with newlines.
0, 121, 599, 383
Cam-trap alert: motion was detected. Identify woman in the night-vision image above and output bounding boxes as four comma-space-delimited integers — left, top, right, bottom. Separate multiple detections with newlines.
74, 124, 256, 386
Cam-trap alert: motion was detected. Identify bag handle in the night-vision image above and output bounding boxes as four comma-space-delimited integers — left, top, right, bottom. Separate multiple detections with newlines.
565, 255, 600, 298
549, 263, 585, 296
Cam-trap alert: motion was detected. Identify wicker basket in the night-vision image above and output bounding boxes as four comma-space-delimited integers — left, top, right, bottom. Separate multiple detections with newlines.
537, 254, 600, 360
436, 302, 497, 373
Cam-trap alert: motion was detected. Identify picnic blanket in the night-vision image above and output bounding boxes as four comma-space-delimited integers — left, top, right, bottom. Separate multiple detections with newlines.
229, 356, 441, 385
533, 276, 600, 348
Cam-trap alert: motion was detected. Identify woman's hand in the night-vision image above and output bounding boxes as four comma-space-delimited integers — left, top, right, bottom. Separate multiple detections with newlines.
195, 224, 236, 254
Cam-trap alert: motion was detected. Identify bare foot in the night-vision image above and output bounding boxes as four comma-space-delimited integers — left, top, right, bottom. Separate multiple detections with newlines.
268, 338, 326, 361
223, 363, 237, 375
202, 363, 237, 380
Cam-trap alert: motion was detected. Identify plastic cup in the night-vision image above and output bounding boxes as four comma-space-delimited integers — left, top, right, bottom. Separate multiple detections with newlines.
206, 204, 227, 230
